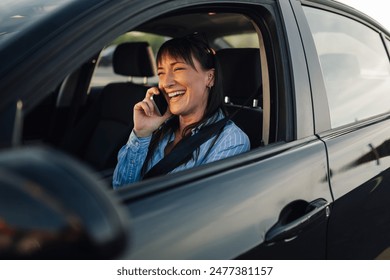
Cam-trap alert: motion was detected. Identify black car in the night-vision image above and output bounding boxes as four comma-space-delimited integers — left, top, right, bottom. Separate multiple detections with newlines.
0, 0, 389, 259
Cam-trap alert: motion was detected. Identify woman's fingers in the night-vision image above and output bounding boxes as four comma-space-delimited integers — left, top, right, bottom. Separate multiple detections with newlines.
145, 87, 160, 99
141, 87, 161, 116
136, 99, 153, 116
132, 87, 170, 138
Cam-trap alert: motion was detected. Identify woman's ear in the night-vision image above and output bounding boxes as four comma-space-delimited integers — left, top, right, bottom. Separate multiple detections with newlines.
207, 69, 215, 87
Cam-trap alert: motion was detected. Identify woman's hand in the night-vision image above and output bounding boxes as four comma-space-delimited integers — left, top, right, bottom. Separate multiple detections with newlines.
133, 87, 171, 137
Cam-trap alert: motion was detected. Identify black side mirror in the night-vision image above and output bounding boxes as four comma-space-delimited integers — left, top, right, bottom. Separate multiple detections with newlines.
0, 147, 130, 259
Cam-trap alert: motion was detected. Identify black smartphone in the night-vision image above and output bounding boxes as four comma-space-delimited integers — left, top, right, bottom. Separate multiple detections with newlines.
151, 90, 168, 116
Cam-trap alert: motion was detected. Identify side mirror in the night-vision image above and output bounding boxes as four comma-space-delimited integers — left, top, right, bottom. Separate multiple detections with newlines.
0, 147, 130, 259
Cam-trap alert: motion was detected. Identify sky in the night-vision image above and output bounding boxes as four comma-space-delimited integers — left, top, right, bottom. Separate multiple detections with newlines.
336, 0, 390, 31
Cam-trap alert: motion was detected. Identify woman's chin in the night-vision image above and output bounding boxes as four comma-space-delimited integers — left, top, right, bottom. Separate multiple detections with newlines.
167, 102, 183, 115
168, 107, 181, 116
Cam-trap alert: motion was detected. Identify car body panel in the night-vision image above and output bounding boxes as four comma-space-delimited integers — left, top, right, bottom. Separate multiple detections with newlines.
320, 117, 390, 259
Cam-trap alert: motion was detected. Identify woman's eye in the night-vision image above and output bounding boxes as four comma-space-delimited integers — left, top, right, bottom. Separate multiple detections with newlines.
174, 67, 185, 71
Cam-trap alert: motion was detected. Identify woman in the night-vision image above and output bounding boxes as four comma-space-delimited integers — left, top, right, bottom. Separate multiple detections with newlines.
112, 34, 249, 188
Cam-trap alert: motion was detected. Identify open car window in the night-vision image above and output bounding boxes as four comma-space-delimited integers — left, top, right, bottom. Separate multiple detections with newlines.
21, 7, 287, 185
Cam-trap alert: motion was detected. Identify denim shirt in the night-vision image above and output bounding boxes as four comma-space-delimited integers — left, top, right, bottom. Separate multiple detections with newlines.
112, 110, 250, 189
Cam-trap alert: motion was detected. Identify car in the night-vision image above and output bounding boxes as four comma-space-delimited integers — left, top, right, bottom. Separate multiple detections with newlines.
0, 0, 389, 260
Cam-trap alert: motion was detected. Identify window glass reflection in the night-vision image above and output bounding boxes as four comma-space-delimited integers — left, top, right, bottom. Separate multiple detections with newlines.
304, 7, 390, 128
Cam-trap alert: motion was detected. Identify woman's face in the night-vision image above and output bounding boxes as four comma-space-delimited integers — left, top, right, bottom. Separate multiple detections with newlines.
157, 53, 214, 123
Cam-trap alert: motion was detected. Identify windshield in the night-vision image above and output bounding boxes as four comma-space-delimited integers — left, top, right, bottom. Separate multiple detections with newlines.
0, 0, 75, 43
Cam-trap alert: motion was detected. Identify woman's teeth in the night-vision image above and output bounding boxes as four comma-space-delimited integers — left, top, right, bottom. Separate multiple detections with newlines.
168, 91, 185, 98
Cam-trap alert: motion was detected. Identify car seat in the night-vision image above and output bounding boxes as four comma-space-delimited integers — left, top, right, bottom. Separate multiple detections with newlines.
216, 48, 263, 148
60, 42, 156, 171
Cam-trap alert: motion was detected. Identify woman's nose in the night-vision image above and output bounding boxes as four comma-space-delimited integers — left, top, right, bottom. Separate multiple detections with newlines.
161, 72, 175, 88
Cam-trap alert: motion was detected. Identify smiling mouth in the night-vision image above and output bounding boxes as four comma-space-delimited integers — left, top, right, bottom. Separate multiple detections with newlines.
168, 90, 185, 98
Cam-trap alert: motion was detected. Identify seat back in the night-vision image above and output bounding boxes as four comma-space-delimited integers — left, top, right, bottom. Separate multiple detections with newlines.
226, 105, 263, 149
217, 48, 262, 105
216, 48, 263, 148
62, 42, 156, 171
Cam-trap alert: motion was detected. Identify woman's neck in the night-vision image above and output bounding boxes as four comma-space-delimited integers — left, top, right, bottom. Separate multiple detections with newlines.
178, 113, 204, 134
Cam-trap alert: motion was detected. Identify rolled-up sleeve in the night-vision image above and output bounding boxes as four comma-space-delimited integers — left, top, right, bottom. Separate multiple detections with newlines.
112, 130, 151, 188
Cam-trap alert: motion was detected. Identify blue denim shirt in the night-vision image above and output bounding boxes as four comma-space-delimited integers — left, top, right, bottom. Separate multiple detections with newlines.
112, 110, 250, 188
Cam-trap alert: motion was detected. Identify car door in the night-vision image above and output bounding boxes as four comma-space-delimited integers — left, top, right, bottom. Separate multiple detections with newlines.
301, 2, 390, 259
119, 139, 332, 259
115, 0, 333, 260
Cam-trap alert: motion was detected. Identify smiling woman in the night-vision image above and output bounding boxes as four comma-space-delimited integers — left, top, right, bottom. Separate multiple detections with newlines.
112, 35, 250, 187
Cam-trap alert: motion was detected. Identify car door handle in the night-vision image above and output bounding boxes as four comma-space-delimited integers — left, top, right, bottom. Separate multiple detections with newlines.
265, 198, 330, 244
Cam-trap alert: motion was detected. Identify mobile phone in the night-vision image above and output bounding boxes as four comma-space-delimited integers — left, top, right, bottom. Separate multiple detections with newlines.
150, 90, 168, 116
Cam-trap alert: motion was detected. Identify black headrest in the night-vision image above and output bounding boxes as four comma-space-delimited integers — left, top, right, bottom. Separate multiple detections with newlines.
112, 42, 156, 77
216, 48, 261, 104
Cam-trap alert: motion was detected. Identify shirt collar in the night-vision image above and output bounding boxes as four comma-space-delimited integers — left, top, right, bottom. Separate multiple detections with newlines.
191, 109, 225, 135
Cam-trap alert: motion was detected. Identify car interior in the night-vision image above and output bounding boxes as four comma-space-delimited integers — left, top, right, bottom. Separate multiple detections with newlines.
21, 8, 288, 182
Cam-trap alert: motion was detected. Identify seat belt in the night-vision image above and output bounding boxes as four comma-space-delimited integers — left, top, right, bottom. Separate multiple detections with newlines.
142, 117, 228, 180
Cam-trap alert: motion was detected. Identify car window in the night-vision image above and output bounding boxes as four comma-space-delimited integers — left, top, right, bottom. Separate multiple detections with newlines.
304, 6, 390, 128
21, 9, 282, 178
